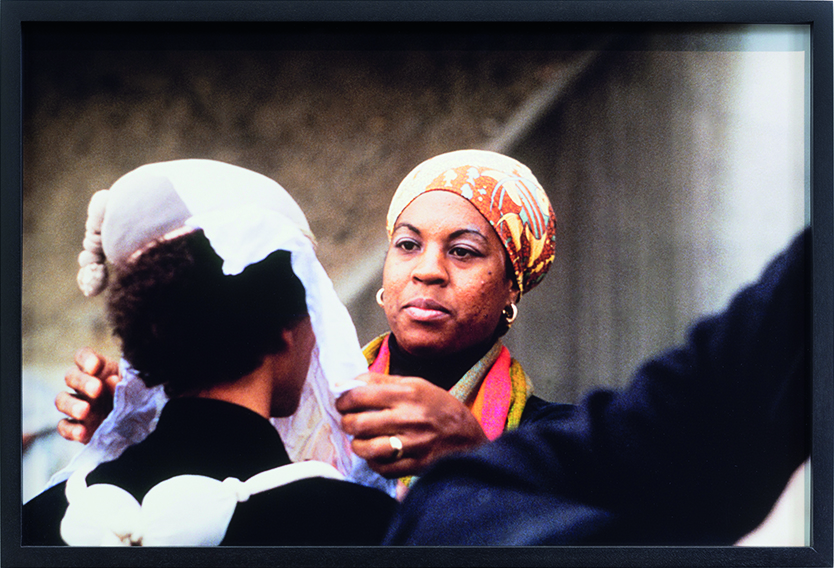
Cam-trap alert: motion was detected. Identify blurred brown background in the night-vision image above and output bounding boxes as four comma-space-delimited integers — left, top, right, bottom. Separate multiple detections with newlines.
21, 23, 808, 541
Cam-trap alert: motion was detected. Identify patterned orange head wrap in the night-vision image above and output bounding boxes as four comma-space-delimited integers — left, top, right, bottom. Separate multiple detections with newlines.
386, 149, 557, 296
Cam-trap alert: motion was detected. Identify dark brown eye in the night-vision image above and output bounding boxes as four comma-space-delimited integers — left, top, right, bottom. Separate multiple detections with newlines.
450, 246, 479, 258
395, 239, 419, 252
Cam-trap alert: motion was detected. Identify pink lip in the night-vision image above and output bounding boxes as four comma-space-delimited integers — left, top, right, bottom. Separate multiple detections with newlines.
402, 298, 451, 322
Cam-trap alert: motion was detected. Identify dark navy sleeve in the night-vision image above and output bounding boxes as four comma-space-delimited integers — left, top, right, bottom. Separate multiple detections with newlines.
384, 228, 810, 545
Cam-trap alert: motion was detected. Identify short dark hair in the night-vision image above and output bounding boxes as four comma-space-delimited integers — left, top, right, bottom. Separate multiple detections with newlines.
107, 230, 307, 397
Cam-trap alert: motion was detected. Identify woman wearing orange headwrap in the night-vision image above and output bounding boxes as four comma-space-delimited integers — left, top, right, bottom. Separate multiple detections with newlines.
336, 150, 567, 495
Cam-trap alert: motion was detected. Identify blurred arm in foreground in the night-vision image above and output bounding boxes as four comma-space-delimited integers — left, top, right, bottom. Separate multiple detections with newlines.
385, 228, 810, 545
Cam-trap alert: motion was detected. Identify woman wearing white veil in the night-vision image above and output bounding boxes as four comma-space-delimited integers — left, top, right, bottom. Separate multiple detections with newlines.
23, 159, 396, 546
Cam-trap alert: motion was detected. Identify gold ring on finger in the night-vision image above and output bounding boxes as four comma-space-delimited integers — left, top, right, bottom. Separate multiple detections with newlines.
388, 435, 404, 460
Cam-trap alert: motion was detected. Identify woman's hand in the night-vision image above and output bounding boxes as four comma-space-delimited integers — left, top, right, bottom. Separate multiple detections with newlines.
55, 348, 121, 443
335, 372, 489, 479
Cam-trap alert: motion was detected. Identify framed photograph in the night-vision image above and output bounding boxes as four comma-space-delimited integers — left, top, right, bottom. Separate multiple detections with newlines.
3, 1, 831, 566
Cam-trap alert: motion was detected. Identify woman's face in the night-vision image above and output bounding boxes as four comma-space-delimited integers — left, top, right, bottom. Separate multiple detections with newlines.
382, 191, 519, 357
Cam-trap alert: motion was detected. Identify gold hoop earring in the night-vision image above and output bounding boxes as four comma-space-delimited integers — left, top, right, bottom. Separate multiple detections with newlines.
376, 287, 385, 307
503, 303, 518, 326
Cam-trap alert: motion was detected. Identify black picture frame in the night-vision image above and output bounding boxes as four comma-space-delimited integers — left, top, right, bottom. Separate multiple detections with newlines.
3, 2, 831, 566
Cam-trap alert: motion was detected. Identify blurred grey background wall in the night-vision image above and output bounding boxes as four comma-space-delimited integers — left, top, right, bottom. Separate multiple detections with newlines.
21, 23, 808, 540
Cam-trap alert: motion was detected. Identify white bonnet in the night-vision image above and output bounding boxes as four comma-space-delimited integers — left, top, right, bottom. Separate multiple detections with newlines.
77, 159, 315, 295
70, 159, 371, 481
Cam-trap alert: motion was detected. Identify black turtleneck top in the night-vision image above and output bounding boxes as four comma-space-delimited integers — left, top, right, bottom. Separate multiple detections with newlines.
386, 333, 496, 391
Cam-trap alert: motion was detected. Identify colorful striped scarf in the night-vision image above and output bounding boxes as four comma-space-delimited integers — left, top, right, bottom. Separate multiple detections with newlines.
362, 333, 532, 488
363, 333, 532, 438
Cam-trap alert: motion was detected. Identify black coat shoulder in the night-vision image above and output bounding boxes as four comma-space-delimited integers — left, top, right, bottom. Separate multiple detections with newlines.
22, 482, 68, 545
23, 476, 398, 546
520, 394, 574, 425
224, 477, 397, 545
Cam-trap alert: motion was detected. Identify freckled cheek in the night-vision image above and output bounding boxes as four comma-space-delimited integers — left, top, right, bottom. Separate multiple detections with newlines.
462, 280, 504, 326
